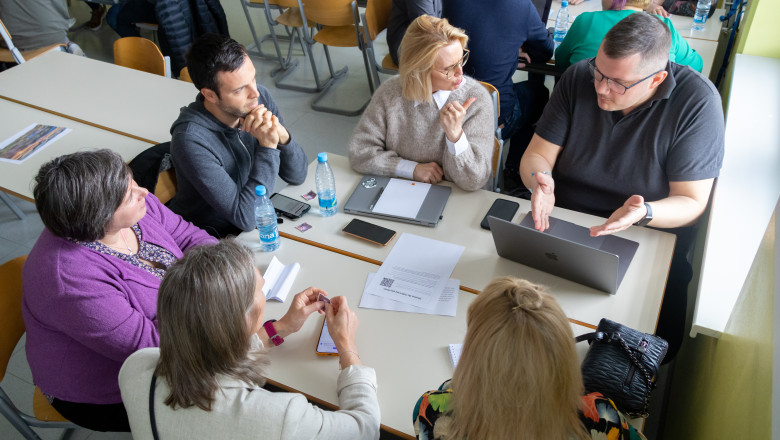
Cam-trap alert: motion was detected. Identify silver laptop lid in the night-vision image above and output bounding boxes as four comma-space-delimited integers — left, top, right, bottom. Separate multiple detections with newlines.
343, 176, 451, 227
488, 214, 638, 294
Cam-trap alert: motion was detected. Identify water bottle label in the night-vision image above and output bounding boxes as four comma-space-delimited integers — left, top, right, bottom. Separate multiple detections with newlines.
259, 227, 278, 243
319, 197, 337, 209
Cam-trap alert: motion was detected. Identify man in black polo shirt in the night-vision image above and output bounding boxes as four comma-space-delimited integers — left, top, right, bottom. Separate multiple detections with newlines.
519, 13, 724, 360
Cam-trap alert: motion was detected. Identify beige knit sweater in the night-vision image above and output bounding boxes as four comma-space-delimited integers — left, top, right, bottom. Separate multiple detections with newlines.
348, 76, 494, 191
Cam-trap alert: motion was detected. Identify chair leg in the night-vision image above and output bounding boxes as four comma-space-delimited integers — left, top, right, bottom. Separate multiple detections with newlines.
310, 45, 368, 116
0, 192, 25, 220
0, 390, 43, 440
59, 428, 76, 440
241, 0, 287, 62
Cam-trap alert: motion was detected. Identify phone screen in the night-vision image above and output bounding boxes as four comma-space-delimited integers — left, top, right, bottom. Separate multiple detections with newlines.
270, 193, 310, 219
316, 319, 338, 355
342, 219, 396, 246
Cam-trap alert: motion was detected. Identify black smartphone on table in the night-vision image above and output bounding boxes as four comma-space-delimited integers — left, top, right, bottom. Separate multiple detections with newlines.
342, 218, 396, 246
270, 193, 311, 219
480, 199, 520, 230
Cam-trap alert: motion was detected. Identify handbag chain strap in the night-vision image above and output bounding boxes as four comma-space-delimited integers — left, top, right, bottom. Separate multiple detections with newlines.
612, 332, 656, 417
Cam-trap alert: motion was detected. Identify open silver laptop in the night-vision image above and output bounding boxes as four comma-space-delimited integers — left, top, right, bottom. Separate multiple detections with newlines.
487, 213, 639, 294
343, 176, 451, 227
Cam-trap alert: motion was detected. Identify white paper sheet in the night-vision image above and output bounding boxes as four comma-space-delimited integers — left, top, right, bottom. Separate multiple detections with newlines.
359, 273, 459, 316
448, 344, 462, 369
364, 233, 464, 310
262, 256, 300, 302
371, 178, 431, 218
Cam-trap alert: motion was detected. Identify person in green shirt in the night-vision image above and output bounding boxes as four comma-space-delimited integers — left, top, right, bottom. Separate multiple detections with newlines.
555, 1, 703, 72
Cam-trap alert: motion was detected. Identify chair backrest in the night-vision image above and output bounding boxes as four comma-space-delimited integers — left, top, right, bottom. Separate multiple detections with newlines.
303, 0, 355, 27
477, 81, 504, 191
179, 66, 193, 83
155, 168, 178, 204
364, 0, 392, 41
114, 37, 167, 77
0, 255, 27, 381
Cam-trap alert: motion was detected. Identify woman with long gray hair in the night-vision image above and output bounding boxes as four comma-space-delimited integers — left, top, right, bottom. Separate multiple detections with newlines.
119, 240, 380, 439
22, 149, 217, 432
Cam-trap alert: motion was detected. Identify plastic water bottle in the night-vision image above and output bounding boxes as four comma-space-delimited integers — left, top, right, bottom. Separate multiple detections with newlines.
553, 0, 570, 49
315, 152, 338, 217
254, 185, 280, 252
692, 0, 711, 31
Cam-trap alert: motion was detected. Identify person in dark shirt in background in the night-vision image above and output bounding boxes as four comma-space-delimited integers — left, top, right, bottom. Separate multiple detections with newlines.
444, 0, 553, 193
386, 0, 441, 66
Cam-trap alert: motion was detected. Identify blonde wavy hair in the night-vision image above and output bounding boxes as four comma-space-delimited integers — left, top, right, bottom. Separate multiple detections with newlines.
398, 15, 468, 103
437, 277, 588, 440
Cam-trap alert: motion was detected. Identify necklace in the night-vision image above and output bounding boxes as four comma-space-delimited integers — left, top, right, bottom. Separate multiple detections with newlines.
101, 228, 134, 254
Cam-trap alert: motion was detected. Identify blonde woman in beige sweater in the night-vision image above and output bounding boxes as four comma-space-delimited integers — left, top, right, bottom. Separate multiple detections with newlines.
348, 15, 494, 192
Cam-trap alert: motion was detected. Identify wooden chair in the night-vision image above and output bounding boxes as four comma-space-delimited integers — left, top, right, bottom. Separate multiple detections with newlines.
113, 37, 171, 78
478, 81, 504, 192
128, 142, 178, 204
0, 18, 65, 65
301, 0, 372, 115
154, 168, 178, 204
359, 0, 398, 91
179, 66, 192, 83
0, 256, 80, 440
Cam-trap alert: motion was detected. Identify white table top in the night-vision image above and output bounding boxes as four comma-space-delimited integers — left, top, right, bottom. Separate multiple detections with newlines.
0, 51, 197, 144
252, 154, 676, 333
691, 54, 780, 338
0, 99, 151, 201
548, 0, 725, 42
237, 236, 595, 438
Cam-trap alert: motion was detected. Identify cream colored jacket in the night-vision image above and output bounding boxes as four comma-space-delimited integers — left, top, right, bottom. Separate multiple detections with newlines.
119, 348, 380, 440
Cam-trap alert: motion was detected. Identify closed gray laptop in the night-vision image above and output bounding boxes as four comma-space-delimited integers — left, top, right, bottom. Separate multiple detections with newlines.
343, 176, 451, 227
487, 213, 639, 294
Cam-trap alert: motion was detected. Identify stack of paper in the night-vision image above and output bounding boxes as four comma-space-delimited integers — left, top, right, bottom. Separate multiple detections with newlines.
359, 233, 464, 316
262, 256, 300, 302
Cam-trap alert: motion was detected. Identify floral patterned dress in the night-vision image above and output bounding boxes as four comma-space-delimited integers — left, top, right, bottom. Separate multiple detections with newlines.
413, 380, 647, 440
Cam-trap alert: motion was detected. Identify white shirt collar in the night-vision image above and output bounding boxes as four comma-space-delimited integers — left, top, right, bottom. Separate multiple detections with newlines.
414, 89, 453, 109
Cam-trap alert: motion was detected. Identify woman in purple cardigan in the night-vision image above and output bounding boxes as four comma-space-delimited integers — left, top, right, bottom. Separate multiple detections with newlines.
22, 149, 217, 432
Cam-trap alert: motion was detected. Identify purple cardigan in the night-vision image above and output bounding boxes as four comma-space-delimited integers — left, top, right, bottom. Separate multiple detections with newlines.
22, 194, 217, 404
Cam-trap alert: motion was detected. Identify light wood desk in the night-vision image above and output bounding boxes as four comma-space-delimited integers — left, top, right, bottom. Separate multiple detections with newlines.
237, 236, 594, 439
547, 0, 725, 77
0, 99, 151, 201
0, 51, 196, 145
261, 155, 676, 334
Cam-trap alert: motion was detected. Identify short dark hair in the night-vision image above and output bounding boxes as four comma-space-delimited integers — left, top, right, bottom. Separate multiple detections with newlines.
33, 149, 131, 241
155, 239, 268, 411
186, 33, 247, 97
602, 13, 671, 74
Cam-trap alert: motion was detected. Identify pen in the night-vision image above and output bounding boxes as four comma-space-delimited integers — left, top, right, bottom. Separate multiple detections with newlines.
368, 187, 385, 211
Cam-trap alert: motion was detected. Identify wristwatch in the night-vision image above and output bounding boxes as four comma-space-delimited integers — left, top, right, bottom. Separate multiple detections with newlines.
263, 319, 284, 346
635, 202, 653, 226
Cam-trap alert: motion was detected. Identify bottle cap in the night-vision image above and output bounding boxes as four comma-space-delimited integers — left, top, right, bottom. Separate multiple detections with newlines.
255, 185, 267, 196
317, 152, 328, 163
562, 0, 568, 5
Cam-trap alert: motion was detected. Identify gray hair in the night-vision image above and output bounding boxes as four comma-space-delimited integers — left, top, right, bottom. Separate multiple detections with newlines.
602, 13, 671, 74
33, 149, 131, 241
155, 239, 268, 411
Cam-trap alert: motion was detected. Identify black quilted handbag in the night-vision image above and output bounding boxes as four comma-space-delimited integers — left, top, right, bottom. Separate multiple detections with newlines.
575, 318, 668, 418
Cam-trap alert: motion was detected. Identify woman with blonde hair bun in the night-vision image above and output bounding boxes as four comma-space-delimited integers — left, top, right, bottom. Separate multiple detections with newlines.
413, 277, 646, 440
348, 15, 493, 192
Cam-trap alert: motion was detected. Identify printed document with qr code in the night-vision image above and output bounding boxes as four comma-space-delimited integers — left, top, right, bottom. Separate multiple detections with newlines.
364, 233, 464, 310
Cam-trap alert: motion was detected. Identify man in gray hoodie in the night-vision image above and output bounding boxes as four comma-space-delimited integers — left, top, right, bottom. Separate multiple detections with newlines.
168, 34, 307, 238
